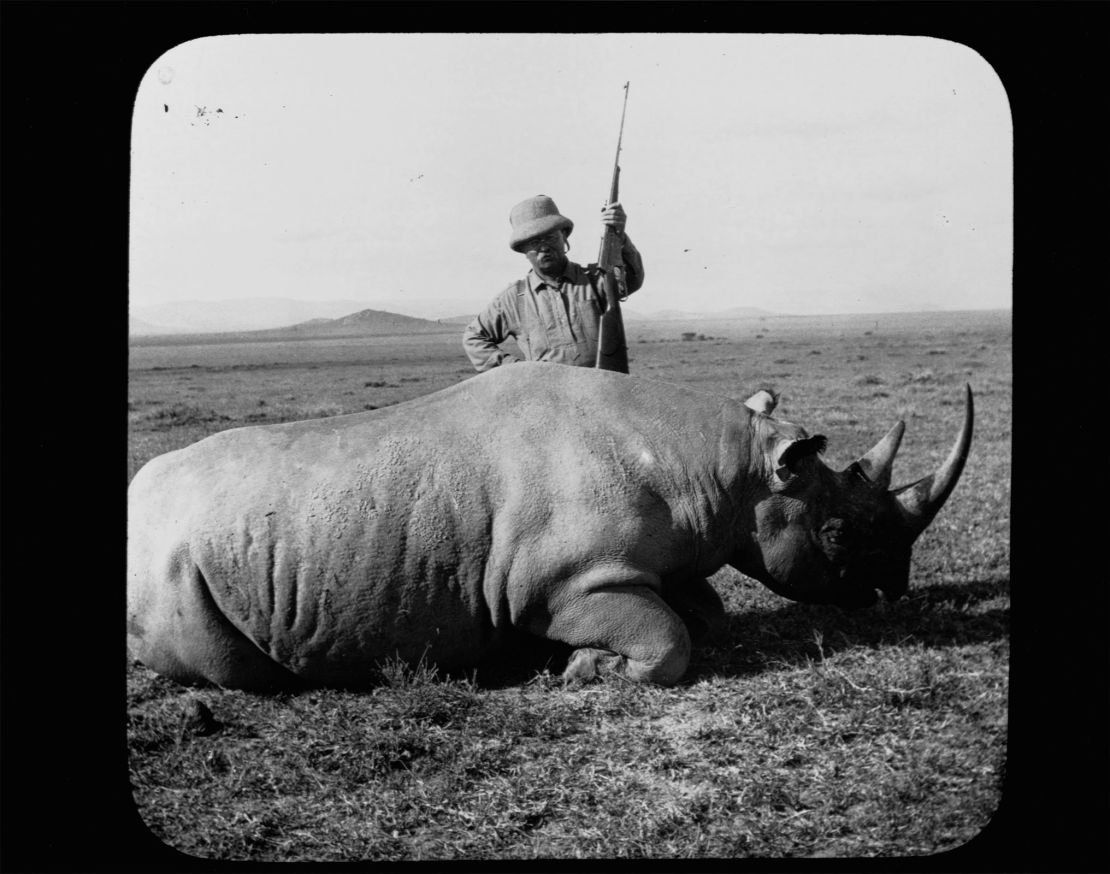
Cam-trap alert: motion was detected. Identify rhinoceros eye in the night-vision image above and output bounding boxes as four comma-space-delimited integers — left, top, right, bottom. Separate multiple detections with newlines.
820, 519, 849, 550
846, 461, 871, 484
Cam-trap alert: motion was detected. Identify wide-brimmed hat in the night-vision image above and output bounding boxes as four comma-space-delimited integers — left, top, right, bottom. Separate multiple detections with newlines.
508, 195, 574, 252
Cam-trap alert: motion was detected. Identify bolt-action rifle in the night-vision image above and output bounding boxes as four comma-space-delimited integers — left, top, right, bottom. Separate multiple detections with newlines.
595, 82, 631, 374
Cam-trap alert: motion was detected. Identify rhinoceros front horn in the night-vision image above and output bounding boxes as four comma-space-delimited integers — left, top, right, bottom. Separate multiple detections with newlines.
892, 384, 975, 540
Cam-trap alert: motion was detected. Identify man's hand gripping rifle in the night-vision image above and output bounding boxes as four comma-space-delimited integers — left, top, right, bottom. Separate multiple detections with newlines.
595, 82, 631, 374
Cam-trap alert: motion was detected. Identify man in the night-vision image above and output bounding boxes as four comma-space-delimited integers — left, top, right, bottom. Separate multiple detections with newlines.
463, 195, 644, 372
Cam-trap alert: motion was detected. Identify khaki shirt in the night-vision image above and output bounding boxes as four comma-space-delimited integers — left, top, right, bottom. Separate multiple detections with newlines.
463, 237, 644, 372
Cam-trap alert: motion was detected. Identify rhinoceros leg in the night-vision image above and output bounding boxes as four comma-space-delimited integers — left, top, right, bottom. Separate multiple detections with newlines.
662, 577, 727, 643
545, 585, 692, 686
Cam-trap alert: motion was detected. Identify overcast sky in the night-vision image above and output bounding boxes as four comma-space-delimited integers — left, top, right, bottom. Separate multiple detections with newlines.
130, 33, 1011, 318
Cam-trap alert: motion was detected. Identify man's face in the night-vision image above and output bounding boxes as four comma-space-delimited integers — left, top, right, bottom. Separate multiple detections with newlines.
522, 230, 568, 276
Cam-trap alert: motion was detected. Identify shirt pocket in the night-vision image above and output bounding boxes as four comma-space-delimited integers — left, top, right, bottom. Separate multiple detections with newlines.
515, 288, 553, 353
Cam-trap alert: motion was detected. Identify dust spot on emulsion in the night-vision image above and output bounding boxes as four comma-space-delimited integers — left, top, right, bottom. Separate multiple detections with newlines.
157, 66, 174, 85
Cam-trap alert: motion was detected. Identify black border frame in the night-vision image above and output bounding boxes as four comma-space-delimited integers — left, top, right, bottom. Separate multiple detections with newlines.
2, 3, 1107, 871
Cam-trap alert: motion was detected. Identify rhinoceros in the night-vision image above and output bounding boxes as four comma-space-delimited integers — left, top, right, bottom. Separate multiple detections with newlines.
127, 362, 972, 690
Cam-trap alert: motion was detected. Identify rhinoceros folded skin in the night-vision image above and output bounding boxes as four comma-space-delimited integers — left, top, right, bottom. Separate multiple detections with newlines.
127, 361, 971, 690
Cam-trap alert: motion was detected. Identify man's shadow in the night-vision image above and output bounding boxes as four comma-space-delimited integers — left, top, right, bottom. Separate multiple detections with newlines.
471, 575, 1010, 689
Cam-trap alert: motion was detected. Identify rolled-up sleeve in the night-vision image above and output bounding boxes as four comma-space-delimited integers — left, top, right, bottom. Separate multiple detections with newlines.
463, 290, 521, 373
620, 235, 645, 296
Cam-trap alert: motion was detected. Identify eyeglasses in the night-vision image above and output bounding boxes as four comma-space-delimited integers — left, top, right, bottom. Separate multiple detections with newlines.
522, 232, 565, 252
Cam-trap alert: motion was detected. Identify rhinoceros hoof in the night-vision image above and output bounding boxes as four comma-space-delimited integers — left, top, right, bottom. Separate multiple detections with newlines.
562, 647, 626, 684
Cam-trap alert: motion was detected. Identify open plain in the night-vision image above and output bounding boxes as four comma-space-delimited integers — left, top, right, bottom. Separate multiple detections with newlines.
127, 309, 1011, 860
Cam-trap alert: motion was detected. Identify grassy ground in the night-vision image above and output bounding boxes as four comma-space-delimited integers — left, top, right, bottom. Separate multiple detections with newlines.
127, 309, 1010, 860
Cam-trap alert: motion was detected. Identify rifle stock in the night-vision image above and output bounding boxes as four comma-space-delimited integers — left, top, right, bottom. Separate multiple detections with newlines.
595, 83, 631, 374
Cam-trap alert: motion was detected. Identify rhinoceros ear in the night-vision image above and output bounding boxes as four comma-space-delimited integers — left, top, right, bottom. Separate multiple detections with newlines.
744, 389, 779, 415
773, 434, 827, 481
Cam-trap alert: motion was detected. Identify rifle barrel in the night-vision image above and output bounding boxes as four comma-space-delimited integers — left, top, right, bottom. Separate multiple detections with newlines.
608, 82, 630, 205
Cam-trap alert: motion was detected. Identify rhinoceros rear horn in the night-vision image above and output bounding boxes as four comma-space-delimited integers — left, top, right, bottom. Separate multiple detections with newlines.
892, 384, 974, 540
851, 420, 906, 489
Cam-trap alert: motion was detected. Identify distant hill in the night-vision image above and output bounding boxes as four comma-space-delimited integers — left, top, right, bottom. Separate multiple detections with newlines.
129, 298, 377, 335
129, 308, 461, 347
274, 308, 457, 337
129, 315, 179, 335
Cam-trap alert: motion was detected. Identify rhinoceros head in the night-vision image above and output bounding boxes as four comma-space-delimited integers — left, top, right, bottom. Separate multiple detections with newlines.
732, 386, 974, 609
